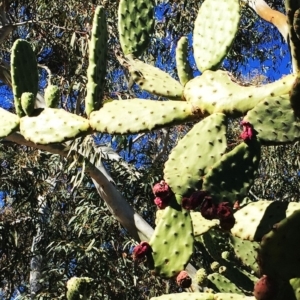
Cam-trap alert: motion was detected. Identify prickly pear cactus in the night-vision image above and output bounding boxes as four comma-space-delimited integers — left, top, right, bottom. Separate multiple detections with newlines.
11, 39, 39, 117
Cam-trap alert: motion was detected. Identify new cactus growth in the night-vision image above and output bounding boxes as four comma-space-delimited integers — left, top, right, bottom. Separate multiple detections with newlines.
11, 39, 39, 117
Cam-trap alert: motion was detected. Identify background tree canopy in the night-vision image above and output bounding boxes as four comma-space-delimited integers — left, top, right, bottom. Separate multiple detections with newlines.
0, 0, 299, 299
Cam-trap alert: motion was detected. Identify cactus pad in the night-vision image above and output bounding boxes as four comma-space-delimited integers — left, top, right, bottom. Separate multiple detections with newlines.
259, 210, 300, 280
184, 71, 296, 117
191, 212, 219, 236
86, 6, 108, 116
150, 293, 215, 300
129, 59, 184, 99
245, 95, 300, 144
149, 197, 194, 278
11, 39, 39, 117
231, 200, 300, 241
202, 141, 261, 204
193, 0, 240, 72
118, 0, 154, 57
21, 92, 35, 116
20, 108, 90, 144
89, 99, 199, 134
44, 85, 60, 108
208, 273, 243, 294
176, 36, 193, 86
164, 113, 227, 198
229, 235, 260, 275
0, 108, 20, 138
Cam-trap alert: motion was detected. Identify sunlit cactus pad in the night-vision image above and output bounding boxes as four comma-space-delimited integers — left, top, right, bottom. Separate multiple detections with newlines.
86, 5, 107, 116
231, 200, 300, 241
90, 99, 199, 134
176, 36, 193, 86
151, 293, 215, 300
184, 71, 295, 116
118, 0, 154, 56
164, 113, 227, 197
191, 212, 219, 236
129, 59, 184, 99
193, 0, 240, 72
20, 108, 90, 144
245, 95, 300, 144
150, 199, 194, 278
0, 108, 20, 138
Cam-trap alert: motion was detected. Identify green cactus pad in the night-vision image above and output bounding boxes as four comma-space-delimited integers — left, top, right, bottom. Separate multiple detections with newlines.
86, 6, 108, 116
21, 92, 35, 116
290, 278, 300, 300
191, 212, 219, 236
129, 59, 184, 99
150, 293, 215, 300
200, 228, 232, 261
164, 113, 227, 198
184, 71, 296, 117
0, 108, 20, 138
202, 141, 261, 204
245, 95, 300, 144
214, 294, 254, 300
259, 210, 300, 280
231, 200, 300, 241
20, 108, 90, 144
118, 0, 154, 57
66, 277, 93, 300
208, 273, 243, 295
193, 0, 240, 72
176, 37, 193, 86
149, 197, 194, 278
229, 235, 260, 276
11, 39, 38, 117
45, 85, 60, 108
89, 99, 199, 134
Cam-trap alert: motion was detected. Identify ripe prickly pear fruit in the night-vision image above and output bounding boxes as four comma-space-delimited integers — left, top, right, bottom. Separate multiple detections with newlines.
154, 197, 169, 209
152, 181, 172, 198
240, 120, 255, 142
132, 241, 151, 261
217, 202, 235, 231
253, 275, 278, 300
200, 196, 217, 220
153, 181, 173, 208
176, 270, 192, 288
182, 190, 209, 210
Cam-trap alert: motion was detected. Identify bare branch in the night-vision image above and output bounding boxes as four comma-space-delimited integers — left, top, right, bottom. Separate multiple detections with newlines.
246, 0, 288, 42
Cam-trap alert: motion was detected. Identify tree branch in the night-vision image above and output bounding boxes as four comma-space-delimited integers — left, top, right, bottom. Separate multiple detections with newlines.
246, 0, 289, 42
4, 132, 199, 285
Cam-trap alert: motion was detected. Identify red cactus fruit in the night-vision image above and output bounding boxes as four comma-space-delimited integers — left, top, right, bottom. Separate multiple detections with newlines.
152, 180, 172, 199
200, 196, 217, 220
240, 120, 254, 142
217, 202, 235, 230
176, 270, 192, 288
182, 191, 209, 210
253, 275, 278, 300
154, 197, 169, 209
219, 215, 235, 231
132, 241, 151, 261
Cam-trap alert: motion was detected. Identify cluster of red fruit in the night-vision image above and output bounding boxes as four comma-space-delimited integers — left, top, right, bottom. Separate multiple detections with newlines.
152, 181, 235, 231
